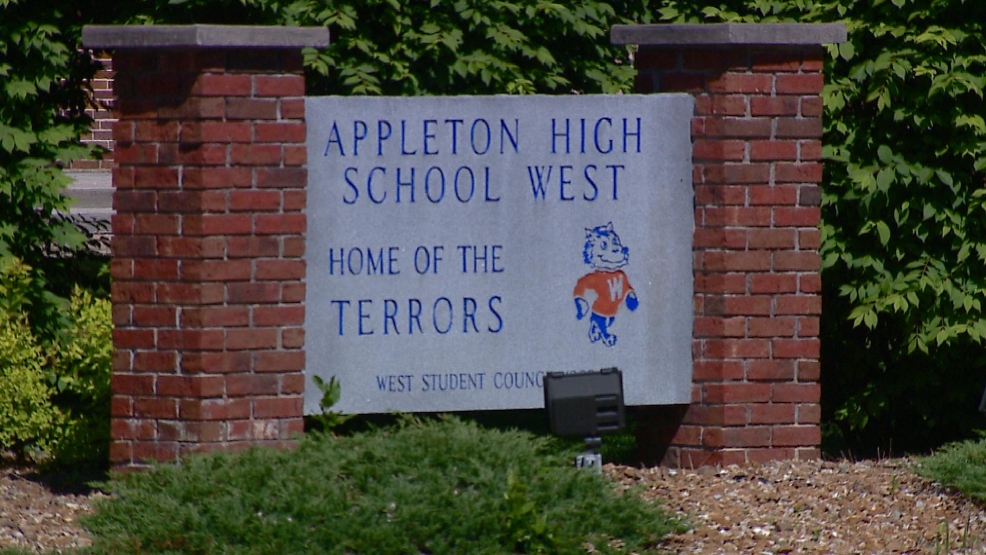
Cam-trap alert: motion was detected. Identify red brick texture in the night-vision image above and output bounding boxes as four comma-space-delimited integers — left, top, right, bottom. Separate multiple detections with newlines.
634, 46, 823, 467
109, 49, 307, 467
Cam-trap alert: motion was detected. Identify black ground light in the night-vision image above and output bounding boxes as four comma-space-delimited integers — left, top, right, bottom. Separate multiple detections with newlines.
544, 367, 625, 471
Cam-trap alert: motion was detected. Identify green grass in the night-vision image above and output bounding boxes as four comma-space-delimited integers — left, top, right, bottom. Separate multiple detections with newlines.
915, 434, 986, 503
75, 416, 681, 554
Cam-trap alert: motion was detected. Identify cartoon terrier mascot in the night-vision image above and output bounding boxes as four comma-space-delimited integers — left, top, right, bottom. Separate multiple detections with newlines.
573, 222, 639, 347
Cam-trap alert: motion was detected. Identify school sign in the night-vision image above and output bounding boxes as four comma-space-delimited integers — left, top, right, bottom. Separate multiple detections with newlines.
304, 95, 695, 413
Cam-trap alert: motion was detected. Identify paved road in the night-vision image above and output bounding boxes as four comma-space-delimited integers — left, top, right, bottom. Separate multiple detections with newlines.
64, 170, 112, 223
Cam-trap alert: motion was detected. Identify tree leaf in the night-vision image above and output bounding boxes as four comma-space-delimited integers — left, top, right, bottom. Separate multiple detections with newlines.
876, 221, 891, 245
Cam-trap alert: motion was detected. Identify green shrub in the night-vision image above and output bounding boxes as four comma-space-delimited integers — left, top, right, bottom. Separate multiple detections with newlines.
0, 257, 111, 468
915, 435, 986, 502
115, 0, 646, 96
84, 417, 682, 555
47, 286, 112, 469
0, 302, 58, 458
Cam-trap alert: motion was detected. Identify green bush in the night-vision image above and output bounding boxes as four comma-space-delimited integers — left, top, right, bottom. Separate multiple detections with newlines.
915, 435, 986, 503
84, 417, 682, 555
115, 0, 646, 96
0, 258, 111, 468
47, 285, 113, 469
0, 266, 59, 457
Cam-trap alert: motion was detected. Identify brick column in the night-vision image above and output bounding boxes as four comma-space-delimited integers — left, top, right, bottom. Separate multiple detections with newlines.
612, 24, 846, 467
82, 25, 329, 468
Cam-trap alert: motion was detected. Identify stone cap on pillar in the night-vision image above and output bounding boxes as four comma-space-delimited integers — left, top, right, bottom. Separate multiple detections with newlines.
611, 23, 846, 46
82, 24, 329, 49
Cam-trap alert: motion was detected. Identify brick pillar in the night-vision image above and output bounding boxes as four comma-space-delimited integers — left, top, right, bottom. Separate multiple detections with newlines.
612, 24, 846, 467
81, 25, 329, 468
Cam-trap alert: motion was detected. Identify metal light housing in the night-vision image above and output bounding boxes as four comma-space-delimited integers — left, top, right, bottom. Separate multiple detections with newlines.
543, 367, 625, 437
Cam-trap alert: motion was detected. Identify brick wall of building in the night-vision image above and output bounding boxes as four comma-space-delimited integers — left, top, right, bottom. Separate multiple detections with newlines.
74, 52, 117, 170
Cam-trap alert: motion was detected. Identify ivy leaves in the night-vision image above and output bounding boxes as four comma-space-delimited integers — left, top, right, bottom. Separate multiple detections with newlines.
147, 0, 639, 95
1, 0, 100, 336
288, 0, 638, 96
820, 1, 986, 356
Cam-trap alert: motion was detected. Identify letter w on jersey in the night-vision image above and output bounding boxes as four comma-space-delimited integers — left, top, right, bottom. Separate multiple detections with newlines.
607, 275, 624, 302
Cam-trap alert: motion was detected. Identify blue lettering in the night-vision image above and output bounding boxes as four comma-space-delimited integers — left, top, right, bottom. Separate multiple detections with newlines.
457, 245, 503, 273
388, 247, 400, 275
488, 296, 503, 333
377, 120, 392, 156
328, 248, 345, 275
367, 166, 387, 204
384, 299, 399, 335
445, 119, 463, 154
623, 117, 641, 153
400, 120, 417, 155
433, 297, 453, 334
559, 165, 574, 201
347, 248, 363, 274
583, 165, 598, 201
463, 297, 478, 333
500, 119, 519, 154
421, 372, 485, 392
579, 118, 586, 154
425, 166, 445, 203
342, 167, 358, 204
483, 166, 499, 202
376, 374, 413, 392
324, 122, 345, 156
432, 246, 444, 274
472, 246, 486, 271
330, 248, 400, 276
397, 167, 415, 203
358, 299, 373, 335
551, 118, 569, 154
408, 298, 423, 334
491, 245, 503, 273
470, 119, 491, 155
493, 370, 543, 390
367, 248, 384, 274
454, 166, 475, 203
331, 300, 350, 336
606, 164, 625, 200
353, 120, 367, 156
414, 246, 430, 274
330, 295, 504, 337
594, 117, 613, 154
527, 166, 551, 199
457, 246, 468, 273
423, 119, 438, 155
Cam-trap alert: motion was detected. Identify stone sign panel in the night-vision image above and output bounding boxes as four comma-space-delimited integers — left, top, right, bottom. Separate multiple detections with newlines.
304, 95, 694, 413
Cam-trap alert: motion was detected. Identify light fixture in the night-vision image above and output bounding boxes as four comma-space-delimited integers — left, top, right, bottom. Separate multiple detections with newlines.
543, 367, 625, 471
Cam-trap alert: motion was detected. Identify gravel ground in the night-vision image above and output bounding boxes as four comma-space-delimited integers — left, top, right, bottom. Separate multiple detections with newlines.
611, 458, 986, 554
0, 468, 102, 553
2, 458, 985, 554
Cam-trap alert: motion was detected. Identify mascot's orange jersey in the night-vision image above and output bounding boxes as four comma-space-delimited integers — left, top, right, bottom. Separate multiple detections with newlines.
573, 270, 634, 317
